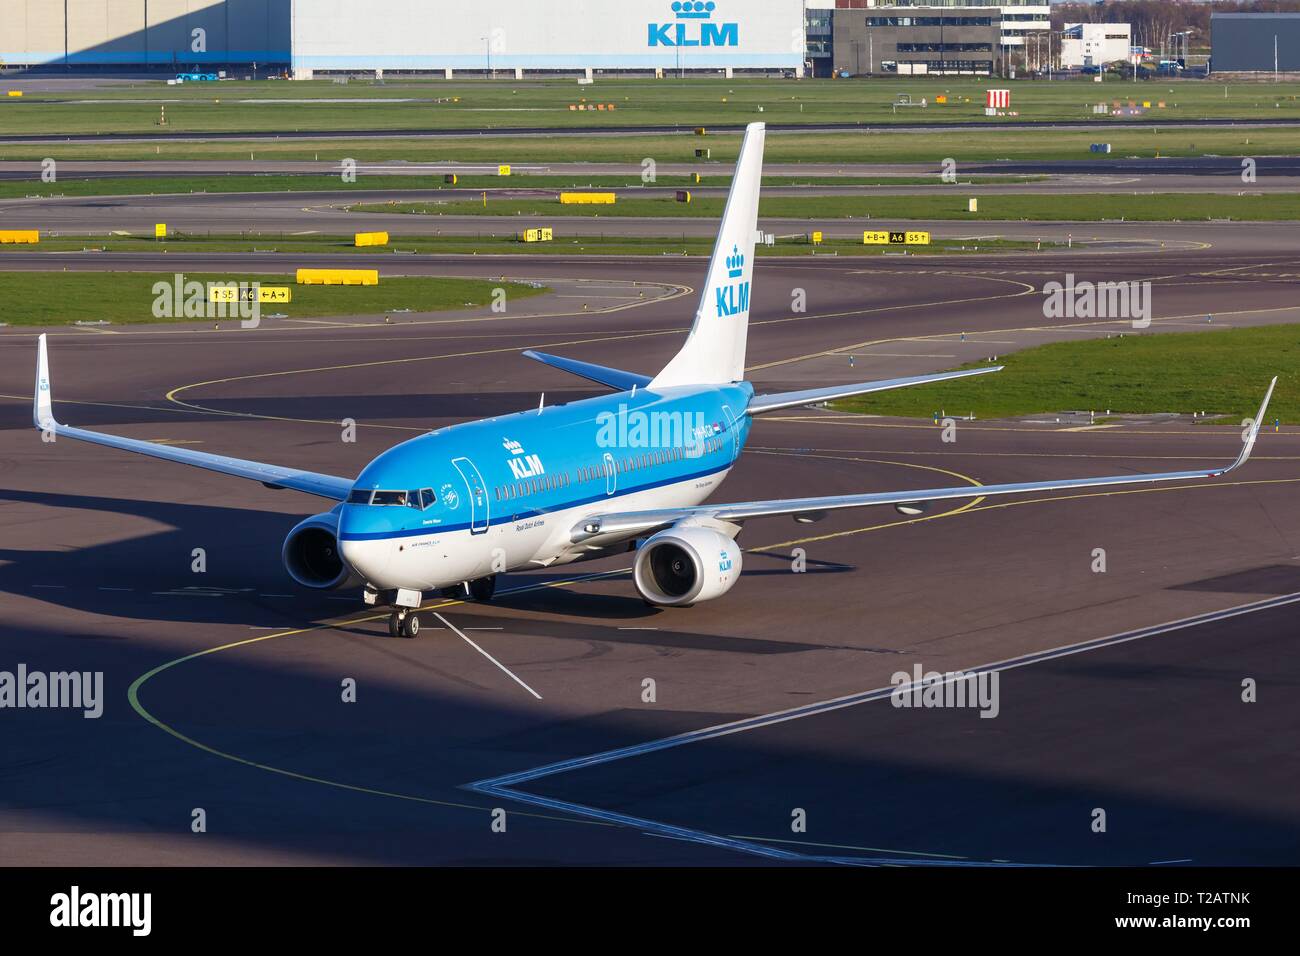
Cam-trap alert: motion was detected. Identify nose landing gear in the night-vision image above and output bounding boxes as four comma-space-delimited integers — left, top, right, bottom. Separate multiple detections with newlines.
388, 608, 422, 639
369, 587, 426, 639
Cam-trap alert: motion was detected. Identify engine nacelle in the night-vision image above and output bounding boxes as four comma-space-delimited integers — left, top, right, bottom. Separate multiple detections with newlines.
633, 524, 742, 607
282, 507, 362, 590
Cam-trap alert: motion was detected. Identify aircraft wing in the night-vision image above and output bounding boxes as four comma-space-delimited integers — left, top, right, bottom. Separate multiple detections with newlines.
747, 365, 1003, 415
571, 378, 1276, 543
33, 334, 354, 502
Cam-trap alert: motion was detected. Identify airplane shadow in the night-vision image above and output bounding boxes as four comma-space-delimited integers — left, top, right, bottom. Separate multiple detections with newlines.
0, 488, 845, 631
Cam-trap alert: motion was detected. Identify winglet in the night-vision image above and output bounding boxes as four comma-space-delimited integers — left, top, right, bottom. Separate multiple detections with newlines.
1226, 376, 1277, 473
34, 333, 57, 432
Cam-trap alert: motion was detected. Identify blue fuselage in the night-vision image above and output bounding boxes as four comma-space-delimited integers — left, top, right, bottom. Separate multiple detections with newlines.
335, 382, 754, 589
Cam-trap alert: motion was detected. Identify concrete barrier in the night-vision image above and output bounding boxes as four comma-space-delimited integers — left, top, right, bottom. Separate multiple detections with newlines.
559, 192, 616, 205
296, 268, 379, 286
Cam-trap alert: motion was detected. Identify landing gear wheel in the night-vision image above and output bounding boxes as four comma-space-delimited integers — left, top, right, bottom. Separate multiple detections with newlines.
467, 575, 497, 602
401, 612, 421, 639
387, 611, 404, 638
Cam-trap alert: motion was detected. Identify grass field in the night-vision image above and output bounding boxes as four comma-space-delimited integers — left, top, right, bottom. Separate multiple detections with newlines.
834, 325, 1300, 422
0, 272, 547, 325
0, 126, 1294, 166
354, 191, 1300, 222
4, 77, 1300, 135
0, 232, 1041, 257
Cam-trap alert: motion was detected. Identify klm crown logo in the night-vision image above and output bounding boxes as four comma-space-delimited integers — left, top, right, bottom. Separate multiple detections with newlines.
674, 1, 714, 19
502, 438, 524, 455
725, 244, 745, 278
649, 1, 738, 48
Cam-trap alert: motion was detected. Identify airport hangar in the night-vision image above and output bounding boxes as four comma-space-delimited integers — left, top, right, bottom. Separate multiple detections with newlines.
0, 0, 807, 77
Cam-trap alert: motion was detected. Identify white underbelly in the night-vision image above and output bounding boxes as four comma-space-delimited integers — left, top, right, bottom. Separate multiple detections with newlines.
379, 468, 730, 589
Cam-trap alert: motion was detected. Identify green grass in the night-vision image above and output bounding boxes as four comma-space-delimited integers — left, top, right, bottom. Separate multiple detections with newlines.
353, 191, 1300, 222
0, 231, 1040, 257
0, 172, 1042, 201
0, 271, 547, 325
0, 232, 1040, 258
0, 126, 1294, 165
834, 325, 1300, 422
4, 76, 1300, 135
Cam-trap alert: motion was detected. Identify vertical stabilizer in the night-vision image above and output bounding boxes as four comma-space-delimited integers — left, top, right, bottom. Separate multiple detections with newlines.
650, 121, 766, 387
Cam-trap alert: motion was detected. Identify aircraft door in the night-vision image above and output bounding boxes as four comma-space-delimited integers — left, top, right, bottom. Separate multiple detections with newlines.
451, 456, 490, 534
603, 452, 617, 496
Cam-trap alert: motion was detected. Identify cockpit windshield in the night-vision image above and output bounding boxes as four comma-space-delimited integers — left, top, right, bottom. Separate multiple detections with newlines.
348, 488, 436, 509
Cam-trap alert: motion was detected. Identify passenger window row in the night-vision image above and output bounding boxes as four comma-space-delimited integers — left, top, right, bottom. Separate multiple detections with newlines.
348, 436, 734, 511
489, 441, 726, 503
494, 470, 572, 502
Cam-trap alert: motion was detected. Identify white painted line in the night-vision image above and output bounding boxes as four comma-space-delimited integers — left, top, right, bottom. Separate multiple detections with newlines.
435, 612, 542, 700
857, 352, 958, 359
470, 589, 1300, 865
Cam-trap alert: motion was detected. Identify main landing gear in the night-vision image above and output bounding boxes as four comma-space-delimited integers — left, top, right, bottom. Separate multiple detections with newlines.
387, 607, 421, 639
439, 574, 497, 603
467, 574, 496, 602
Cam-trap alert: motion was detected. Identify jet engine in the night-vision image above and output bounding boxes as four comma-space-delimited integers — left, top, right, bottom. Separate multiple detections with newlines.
633, 524, 742, 606
282, 507, 361, 590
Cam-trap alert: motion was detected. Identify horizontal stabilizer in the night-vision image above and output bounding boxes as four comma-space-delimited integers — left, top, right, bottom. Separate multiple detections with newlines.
522, 349, 652, 391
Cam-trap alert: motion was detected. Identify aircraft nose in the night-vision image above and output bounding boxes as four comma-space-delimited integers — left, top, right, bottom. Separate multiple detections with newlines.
340, 537, 393, 583
338, 508, 394, 583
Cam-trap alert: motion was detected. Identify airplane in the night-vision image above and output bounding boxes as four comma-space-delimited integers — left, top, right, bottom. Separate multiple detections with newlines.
32, 122, 1276, 638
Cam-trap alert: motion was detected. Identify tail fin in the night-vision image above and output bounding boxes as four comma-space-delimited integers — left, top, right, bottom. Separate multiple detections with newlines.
650, 121, 765, 388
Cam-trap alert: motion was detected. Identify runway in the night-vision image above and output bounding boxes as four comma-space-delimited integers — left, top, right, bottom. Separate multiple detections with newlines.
4, 117, 1300, 145
1, 241, 1298, 865
8, 156, 1300, 181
